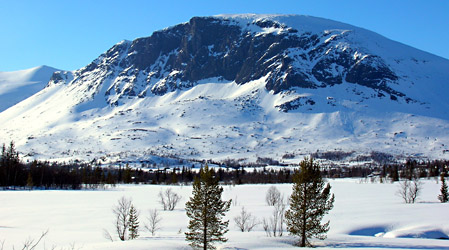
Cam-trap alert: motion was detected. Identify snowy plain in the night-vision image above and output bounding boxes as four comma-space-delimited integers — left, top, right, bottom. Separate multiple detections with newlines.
1, 178, 448, 249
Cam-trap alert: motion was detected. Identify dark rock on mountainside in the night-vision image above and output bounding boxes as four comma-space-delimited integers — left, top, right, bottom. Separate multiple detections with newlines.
64, 16, 403, 103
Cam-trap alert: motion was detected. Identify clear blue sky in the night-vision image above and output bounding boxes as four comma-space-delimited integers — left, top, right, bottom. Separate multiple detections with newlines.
1, 0, 448, 71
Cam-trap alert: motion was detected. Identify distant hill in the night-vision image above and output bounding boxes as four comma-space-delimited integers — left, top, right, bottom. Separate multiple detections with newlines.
0, 65, 59, 112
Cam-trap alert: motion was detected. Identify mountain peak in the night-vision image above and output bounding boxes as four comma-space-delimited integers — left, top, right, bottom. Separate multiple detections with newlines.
45, 14, 449, 115
1, 15, 449, 163
74, 15, 407, 100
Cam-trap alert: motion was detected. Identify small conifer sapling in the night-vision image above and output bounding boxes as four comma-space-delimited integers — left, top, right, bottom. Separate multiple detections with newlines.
438, 173, 449, 203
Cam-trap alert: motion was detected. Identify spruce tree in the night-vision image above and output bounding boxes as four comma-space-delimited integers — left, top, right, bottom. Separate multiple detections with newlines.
438, 174, 449, 203
185, 165, 231, 250
285, 158, 335, 247
128, 204, 140, 240
26, 172, 34, 190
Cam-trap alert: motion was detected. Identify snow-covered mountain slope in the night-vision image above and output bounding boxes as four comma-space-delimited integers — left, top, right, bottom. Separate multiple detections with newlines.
0, 65, 59, 112
1, 14, 449, 164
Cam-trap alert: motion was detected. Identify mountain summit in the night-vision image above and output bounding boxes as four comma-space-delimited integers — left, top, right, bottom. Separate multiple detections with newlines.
1, 14, 449, 163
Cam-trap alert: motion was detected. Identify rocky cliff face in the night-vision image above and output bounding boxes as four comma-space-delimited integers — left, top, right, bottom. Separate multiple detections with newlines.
50, 15, 403, 106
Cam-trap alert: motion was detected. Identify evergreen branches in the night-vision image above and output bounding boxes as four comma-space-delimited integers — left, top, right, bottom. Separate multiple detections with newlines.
185, 165, 231, 250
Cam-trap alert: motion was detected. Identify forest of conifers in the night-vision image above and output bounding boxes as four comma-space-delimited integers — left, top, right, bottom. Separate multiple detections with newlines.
1, 142, 448, 190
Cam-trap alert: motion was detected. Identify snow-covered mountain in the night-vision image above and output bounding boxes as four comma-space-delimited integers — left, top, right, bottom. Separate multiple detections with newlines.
1, 14, 449, 164
0, 65, 59, 112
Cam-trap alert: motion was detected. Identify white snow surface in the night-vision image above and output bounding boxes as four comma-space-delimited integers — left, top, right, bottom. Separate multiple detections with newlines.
0, 14, 449, 163
0, 65, 59, 112
0, 179, 448, 249
1, 77, 448, 164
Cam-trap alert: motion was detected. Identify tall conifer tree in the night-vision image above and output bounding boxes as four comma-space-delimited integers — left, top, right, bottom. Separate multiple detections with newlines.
438, 174, 449, 203
285, 158, 334, 247
185, 165, 231, 250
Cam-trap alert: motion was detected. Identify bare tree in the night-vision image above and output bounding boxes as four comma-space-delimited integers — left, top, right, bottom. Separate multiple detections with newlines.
233, 207, 259, 232
266, 186, 281, 206
263, 196, 286, 237
232, 196, 238, 206
273, 198, 287, 236
145, 209, 163, 236
262, 218, 271, 237
1, 230, 81, 250
113, 196, 132, 241
397, 179, 422, 204
158, 188, 182, 211
102, 229, 114, 242
19, 230, 49, 250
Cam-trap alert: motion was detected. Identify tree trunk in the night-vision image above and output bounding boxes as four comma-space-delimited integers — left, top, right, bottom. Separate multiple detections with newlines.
301, 183, 307, 247
203, 225, 207, 250
203, 193, 208, 250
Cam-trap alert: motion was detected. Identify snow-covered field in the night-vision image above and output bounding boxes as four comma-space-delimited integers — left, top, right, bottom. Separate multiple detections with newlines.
1, 178, 448, 249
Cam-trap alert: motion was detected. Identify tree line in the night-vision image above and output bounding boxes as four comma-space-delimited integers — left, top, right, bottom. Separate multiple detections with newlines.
322, 159, 448, 180
1, 141, 449, 190
0, 142, 296, 189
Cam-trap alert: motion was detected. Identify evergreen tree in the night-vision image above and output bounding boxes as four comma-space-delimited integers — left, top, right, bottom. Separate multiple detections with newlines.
128, 204, 140, 240
26, 172, 34, 190
0, 141, 23, 188
185, 165, 231, 250
285, 158, 335, 247
123, 164, 132, 184
438, 174, 449, 203
391, 165, 399, 182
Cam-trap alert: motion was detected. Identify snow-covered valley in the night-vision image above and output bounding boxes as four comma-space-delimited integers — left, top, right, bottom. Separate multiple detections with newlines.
1, 179, 448, 249
2, 11, 449, 250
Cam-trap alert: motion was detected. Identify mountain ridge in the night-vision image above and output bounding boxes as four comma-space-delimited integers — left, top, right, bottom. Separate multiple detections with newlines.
49, 15, 449, 111
1, 14, 449, 164
0, 65, 59, 112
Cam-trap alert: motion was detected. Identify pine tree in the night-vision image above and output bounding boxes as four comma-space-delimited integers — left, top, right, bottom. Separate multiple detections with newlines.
391, 165, 399, 182
123, 164, 132, 184
26, 172, 34, 190
438, 174, 449, 203
285, 158, 335, 247
185, 165, 231, 250
128, 204, 140, 240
